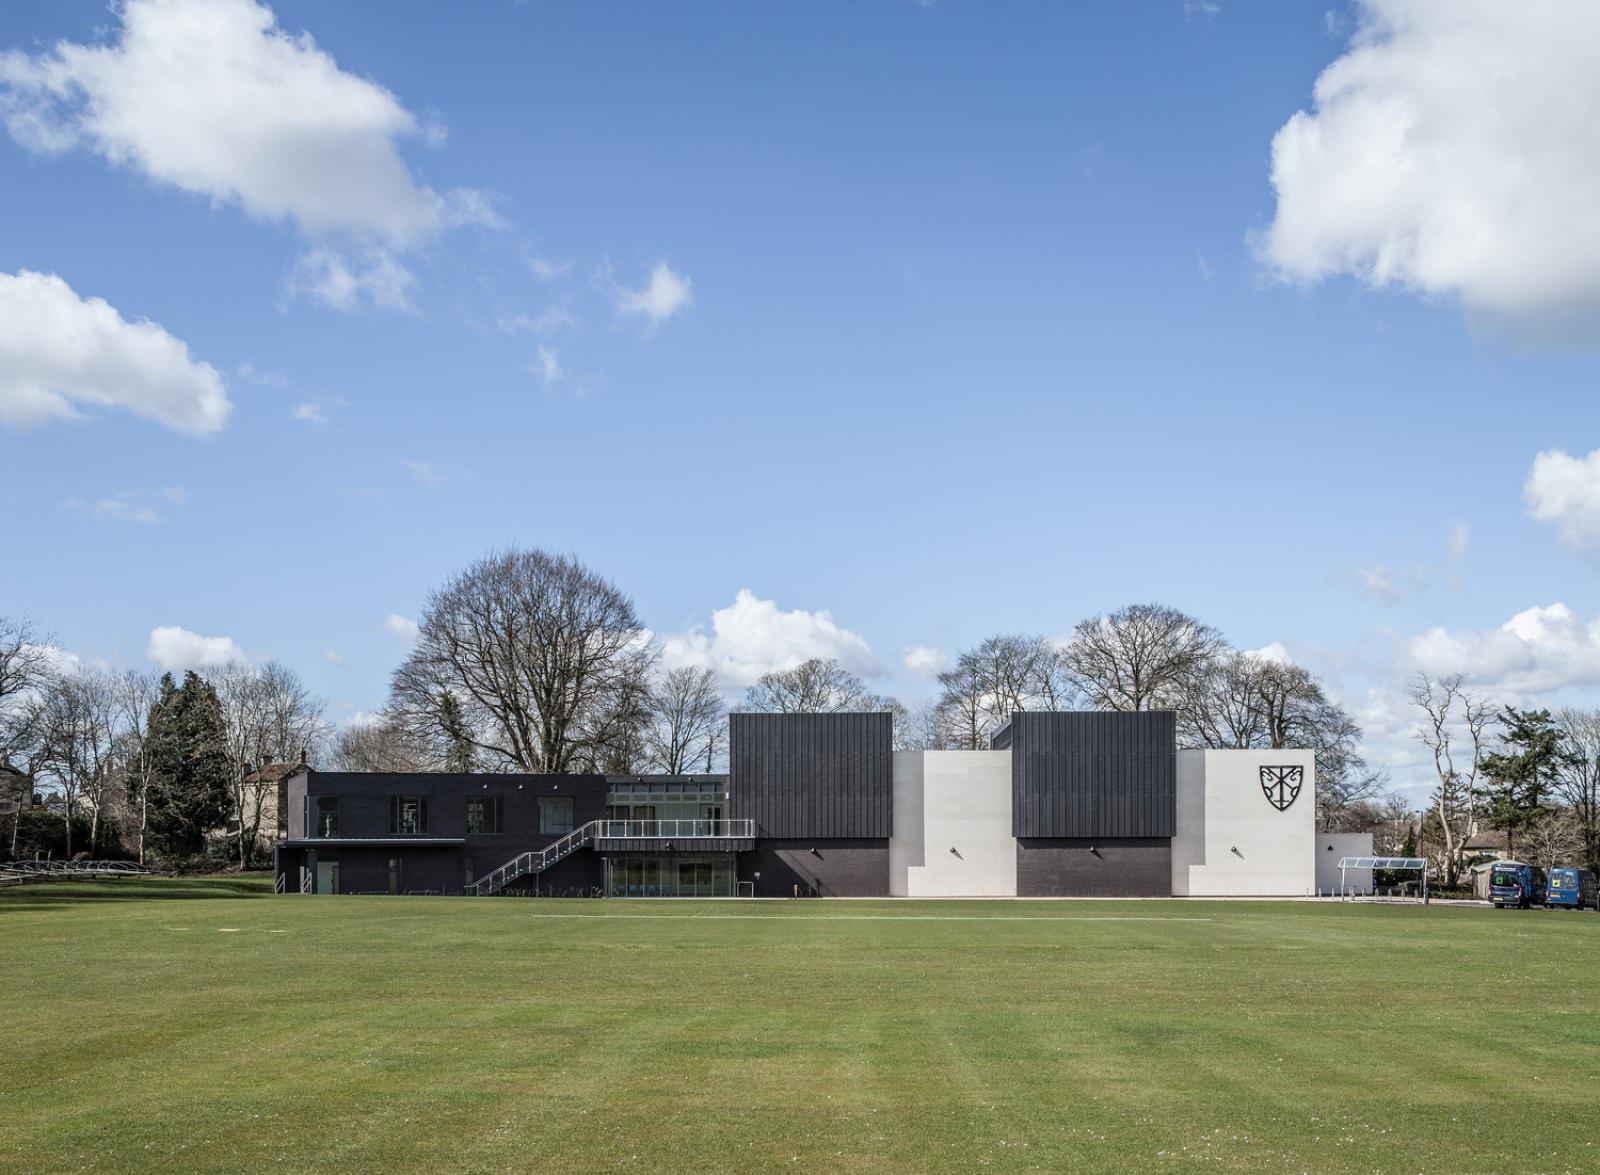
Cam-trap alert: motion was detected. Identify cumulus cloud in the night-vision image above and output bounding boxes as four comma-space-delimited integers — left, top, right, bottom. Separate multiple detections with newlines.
616, 262, 694, 324
0, 270, 229, 434
902, 644, 950, 678
1245, 641, 1294, 665
1257, 0, 1600, 338
146, 625, 247, 671
1404, 603, 1600, 697
0, 0, 487, 246
660, 589, 879, 688
1526, 448, 1600, 555
384, 613, 420, 642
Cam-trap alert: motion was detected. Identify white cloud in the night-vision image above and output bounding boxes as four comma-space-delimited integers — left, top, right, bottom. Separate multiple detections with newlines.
286, 248, 414, 312
1448, 519, 1470, 560
0, 0, 487, 246
497, 304, 576, 335
146, 625, 247, 671
1404, 603, 1600, 697
235, 360, 286, 386
616, 262, 694, 324
291, 398, 342, 427
1257, 0, 1600, 338
65, 497, 161, 524
532, 343, 562, 384
322, 648, 344, 666
384, 613, 420, 643
902, 644, 950, 678
0, 270, 229, 434
1526, 448, 1600, 555
402, 459, 446, 488
1353, 563, 1425, 605
527, 254, 572, 281
1244, 641, 1294, 665
1183, 1, 1223, 18
660, 589, 880, 688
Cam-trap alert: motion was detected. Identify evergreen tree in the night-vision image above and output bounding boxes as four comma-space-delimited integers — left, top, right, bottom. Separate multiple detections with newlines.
144, 672, 233, 859
438, 692, 475, 773
1477, 706, 1575, 861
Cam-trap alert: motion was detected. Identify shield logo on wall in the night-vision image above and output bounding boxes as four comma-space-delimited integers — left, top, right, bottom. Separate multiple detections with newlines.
1259, 765, 1303, 812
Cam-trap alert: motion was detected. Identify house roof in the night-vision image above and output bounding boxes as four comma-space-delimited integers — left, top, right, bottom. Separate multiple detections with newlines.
244, 762, 306, 785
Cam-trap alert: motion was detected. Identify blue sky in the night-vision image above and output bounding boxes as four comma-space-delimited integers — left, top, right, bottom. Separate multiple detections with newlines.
2, 0, 1598, 794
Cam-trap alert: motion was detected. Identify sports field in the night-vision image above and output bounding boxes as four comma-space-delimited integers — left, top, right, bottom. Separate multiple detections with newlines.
2, 878, 1595, 1173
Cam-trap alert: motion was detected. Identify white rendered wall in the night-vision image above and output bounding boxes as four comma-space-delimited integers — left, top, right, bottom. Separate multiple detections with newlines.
1316, 832, 1374, 895
1172, 749, 1316, 896
890, 751, 1016, 897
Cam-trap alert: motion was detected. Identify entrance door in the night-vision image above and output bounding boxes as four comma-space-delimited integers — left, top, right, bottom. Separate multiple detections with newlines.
315, 859, 339, 895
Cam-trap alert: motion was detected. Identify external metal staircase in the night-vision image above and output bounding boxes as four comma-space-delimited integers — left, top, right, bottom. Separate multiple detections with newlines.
470, 820, 599, 895
470, 818, 754, 895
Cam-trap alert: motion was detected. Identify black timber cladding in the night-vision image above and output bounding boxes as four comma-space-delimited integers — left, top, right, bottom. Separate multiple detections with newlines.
1009, 711, 1176, 838
728, 712, 893, 838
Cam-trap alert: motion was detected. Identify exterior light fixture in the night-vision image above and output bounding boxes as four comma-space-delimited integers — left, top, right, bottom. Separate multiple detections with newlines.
810, 847, 820, 856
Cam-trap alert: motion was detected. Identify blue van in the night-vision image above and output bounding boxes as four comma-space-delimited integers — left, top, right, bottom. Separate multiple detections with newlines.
1488, 862, 1546, 909
1545, 867, 1598, 910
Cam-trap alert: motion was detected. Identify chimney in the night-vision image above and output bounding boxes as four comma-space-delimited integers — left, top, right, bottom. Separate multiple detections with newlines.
299, 745, 308, 766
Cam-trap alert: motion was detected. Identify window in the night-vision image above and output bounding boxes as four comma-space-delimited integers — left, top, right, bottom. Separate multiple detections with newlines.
390, 795, 428, 835
466, 796, 503, 835
314, 797, 339, 838
538, 795, 575, 835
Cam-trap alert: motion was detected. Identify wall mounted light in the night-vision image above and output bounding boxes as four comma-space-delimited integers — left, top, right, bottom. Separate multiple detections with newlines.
1231, 846, 1243, 857
810, 847, 820, 857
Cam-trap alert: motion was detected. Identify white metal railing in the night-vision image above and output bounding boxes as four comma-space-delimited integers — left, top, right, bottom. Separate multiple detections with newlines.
595, 819, 753, 840
469, 818, 754, 895
0, 860, 154, 878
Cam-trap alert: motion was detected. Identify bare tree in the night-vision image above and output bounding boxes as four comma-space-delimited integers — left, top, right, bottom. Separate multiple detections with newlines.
896, 699, 949, 752
646, 667, 725, 773
1553, 707, 1600, 873
0, 617, 55, 855
331, 716, 438, 773
215, 662, 329, 867
741, 658, 896, 714
935, 635, 1077, 748
1060, 603, 1225, 712
35, 670, 118, 857
388, 548, 655, 773
1525, 807, 1584, 874
110, 670, 160, 864
1412, 672, 1492, 888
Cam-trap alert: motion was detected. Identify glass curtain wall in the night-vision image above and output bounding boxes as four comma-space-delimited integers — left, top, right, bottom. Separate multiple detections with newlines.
604, 855, 735, 897
605, 781, 727, 835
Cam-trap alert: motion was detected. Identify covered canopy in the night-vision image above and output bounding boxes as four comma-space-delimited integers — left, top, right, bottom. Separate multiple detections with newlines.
1337, 857, 1426, 870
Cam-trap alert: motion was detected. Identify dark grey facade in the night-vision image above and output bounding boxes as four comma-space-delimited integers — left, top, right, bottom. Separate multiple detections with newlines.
271, 710, 1189, 900
1001, 711, 1175, 839
1015, 837, 1172, 898
729, 712, 893, 839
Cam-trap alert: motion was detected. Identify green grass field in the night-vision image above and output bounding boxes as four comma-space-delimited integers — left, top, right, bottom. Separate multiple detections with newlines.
3, 878, 1597, 1173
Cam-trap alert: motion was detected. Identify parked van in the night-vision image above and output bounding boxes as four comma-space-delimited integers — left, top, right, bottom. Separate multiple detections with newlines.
1545, 867, 1597, 910
1488, 862, 1545, 908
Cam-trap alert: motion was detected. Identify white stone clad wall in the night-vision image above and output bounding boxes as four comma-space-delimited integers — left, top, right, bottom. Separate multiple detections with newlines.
1171, 749, 1316, 896
1316, 832, 1374, 895
890, 751, 1016, 897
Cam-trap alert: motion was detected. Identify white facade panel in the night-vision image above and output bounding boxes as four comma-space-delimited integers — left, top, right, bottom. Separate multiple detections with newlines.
1172, 749, 1316, 896
890, 751, 1016, 897
1316, 832, 1375, 894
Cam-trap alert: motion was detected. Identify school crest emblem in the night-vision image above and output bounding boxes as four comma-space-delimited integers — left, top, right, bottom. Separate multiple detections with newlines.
1259, 765, 1304, 812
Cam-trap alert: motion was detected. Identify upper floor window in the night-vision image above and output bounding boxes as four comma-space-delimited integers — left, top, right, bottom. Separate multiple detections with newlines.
313, 796, 339, 838
466, 796, 503, 835
390, 795, 428, 835
538, 795, 575, 835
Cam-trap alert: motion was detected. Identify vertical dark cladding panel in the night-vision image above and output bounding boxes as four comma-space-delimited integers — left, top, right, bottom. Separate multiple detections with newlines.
729, 712, 893, 838
740, 840, 890, 897
1010, 712, 1176, 838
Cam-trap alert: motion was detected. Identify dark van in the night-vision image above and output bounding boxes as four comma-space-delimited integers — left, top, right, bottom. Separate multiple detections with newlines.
1488, 862, 1545, 909
1545, 867, 1597, 910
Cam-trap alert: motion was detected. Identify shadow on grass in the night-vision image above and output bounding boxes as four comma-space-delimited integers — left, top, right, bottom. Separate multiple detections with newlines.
0, 874, 275, 908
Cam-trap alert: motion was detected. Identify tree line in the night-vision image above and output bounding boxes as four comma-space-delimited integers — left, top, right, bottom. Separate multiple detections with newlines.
6, 546, 1599, 879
